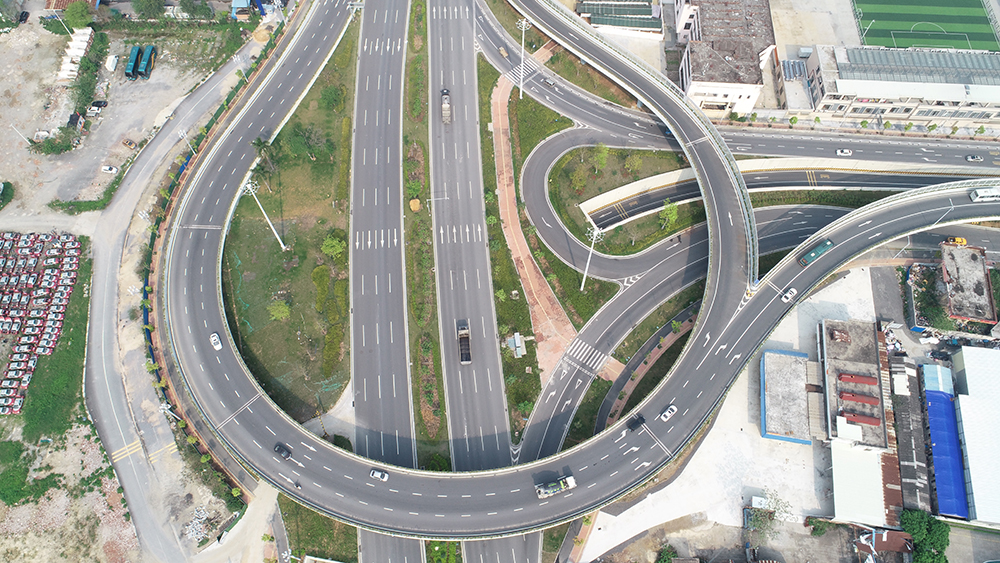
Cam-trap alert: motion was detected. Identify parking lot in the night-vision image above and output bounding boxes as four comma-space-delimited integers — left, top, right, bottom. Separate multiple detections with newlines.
0, 231, 80, 415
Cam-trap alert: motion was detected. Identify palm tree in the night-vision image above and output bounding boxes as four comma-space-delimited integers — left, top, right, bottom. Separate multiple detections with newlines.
251, 137, 275, 172
251, 162, 273, 193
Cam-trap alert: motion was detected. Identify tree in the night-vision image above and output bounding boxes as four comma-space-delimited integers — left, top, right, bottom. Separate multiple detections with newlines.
671, 320, 683, 333
590, 143, 608, 173
321, 234, 346, 259
133, 0, 165, 20
884, 121, 892, 130
976, 125, 986, 135
789, 116, 798, 126
64, 1, 92, 28
904, 122, 914, 132
860, 120, 869, 129
570, 165, 587, 194
658, 200, 678, 230
928, 123, 938, 132
145, 361, 160, 373
901, 509, 949, 563
744, 488, 791, 548
186, 435, 197, 445
251, 163, 273, 193
251, 137, 276, 172
814, 116, 821, 125
495, 289, 506, 303
623, 220, 643, 246
267, 300, 291, 321
624, 153, 642, 175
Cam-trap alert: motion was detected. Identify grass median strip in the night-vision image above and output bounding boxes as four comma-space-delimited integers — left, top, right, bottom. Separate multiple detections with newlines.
404, 0, 451, 470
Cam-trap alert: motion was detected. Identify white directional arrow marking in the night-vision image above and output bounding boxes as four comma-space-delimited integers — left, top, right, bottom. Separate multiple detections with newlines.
300, 442, 316, 452
439, 227, 445, 244
546, 390, 556, 402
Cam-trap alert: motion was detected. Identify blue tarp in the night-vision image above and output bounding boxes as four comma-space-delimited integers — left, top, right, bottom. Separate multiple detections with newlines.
925, 390, 969, 519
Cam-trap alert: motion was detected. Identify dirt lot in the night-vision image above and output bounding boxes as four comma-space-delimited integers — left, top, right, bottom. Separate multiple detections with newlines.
0, 18, 203, 212
0, 423, 140, 562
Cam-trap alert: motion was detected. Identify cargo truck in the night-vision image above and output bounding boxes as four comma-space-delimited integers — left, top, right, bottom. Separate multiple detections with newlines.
441, 89, 451, 124
456, 319, 471, 364
535, 475, 576, 499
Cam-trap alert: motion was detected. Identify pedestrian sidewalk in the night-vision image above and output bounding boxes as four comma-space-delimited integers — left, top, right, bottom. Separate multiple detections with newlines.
491, 68, 578, 386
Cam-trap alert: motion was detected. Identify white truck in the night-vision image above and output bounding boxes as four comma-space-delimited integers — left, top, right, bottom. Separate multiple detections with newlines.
441, 89, 451, 124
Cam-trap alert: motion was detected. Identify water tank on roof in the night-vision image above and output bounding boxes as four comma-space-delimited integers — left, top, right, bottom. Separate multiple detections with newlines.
798, 47, 813, 58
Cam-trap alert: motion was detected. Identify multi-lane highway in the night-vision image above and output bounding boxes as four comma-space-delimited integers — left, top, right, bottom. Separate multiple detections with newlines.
154, 0, 1000, 545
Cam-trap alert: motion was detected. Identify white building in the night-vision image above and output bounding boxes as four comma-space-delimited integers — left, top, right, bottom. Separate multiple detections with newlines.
952, 347, 1000, 524
673, 0, 778, 117
801, 45, 1000, 129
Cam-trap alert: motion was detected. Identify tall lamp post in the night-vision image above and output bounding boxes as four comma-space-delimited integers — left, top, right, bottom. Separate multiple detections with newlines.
516, 18, 531, 99
243, 180, 289, 251
580, 226, 605, 291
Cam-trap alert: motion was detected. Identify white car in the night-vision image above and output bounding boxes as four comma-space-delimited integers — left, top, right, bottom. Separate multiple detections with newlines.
836, 148, 852, 157
781, 288, 798, 303
100, 165, 118, 174
209, 332, 223, 351
965, 155, 983, 162
659, 404, 678, 422
370, 469, 389, 482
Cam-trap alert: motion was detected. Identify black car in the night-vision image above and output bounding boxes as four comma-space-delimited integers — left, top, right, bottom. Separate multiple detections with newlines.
19, 11, 29, 24
274, 443, 291, 459
626, 413, 645, 431
91, 100, 108, 108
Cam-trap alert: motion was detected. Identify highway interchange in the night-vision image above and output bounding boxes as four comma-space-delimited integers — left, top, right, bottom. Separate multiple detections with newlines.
139, 0, 1000, 552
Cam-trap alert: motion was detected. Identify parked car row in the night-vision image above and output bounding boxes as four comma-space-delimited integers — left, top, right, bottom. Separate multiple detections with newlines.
0, 232, 80, 416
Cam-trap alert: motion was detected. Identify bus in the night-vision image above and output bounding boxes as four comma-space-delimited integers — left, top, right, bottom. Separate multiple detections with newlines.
124, 46, 141, 80
137, 45, 156, 80
970, 187, 1000, 202
798, 239, 834, 267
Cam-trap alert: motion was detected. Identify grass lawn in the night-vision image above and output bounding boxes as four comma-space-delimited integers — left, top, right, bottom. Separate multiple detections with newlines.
550, 148, 689, 254
621, 333, 690, 416
478, 55, 542, 436
854, 0, 999, 51
508, 89, 572, 192
426, 540, 463, 563
562, 377, 612, 450
404, 0, 451, 469
542, 522, 571, 563
279, 494, 358, 562
481, 0, 549, 55
220, 19, 358, 423
545, 46, 636, 108
612, 282, 703, 363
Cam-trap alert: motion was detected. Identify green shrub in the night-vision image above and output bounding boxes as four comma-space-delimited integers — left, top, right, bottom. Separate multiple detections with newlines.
312, 265, 331, 312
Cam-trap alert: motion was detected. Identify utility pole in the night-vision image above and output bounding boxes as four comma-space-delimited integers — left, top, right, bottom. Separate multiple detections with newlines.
179, 130, 196, 155
243, 181, 289, 251
517, 19, 531, 99
580, 226, 605, 291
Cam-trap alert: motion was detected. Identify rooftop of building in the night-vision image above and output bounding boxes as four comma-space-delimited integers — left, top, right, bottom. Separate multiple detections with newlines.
822, 319, 887, 449
46, 0, 99, 10
892, 357, 931, 513
953, 347, 1000, 523
835, 46, 1000, 86
940, 243, 996, 323
760, 349, 811, 444
686, 0, 775, 84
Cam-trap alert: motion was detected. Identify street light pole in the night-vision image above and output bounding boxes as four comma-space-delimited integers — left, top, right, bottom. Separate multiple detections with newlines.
516, 19, 531, 99
243, 181, 289, 251
580, 226, 605, 291
179, 130, 196, 155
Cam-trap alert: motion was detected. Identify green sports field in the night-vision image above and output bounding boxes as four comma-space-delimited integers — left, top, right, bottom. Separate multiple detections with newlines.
854, 0, 1000, 51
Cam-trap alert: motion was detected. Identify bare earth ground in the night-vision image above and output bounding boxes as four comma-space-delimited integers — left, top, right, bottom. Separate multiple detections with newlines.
0, 424, 140, 562
0, 19, 203, 212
